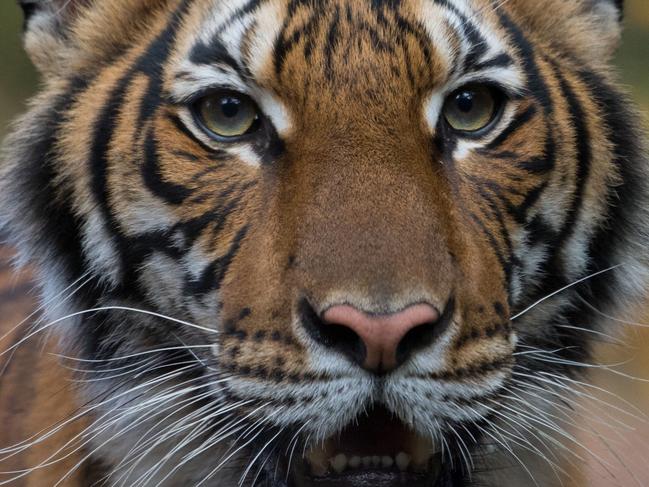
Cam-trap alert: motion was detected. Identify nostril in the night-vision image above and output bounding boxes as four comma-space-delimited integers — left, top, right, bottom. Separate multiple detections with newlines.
395, 321, 438, 367
298, 299, 367, 365
396, 297, 455, 367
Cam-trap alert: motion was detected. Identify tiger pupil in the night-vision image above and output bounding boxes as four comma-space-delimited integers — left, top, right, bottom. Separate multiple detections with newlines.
221, 97, 241, 118
456, 92, 474, 113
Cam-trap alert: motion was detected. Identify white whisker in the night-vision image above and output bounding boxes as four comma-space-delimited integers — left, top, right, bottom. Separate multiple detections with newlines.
511, 265, 622, 321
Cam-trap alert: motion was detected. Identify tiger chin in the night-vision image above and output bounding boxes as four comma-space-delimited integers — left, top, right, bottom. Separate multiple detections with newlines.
0, 0, 648, 486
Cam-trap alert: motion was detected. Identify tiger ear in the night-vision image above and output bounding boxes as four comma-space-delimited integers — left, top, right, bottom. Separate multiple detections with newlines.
18, 0, 88, 30
513, 0, 625, 63
559, 0, 625, 50
18, 0, 90, 74
584, 0, 625, 55
589, 0, 624, 23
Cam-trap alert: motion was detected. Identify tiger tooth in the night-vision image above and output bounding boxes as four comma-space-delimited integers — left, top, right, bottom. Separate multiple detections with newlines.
348, 456, 361, 469
372, 456, 381, 467
396, 452, 411, 471
330, 454, 347, 474
411, 435, 435, 468
306, 446, 329, 476
381, 456, 394, 468
362, 456, 373, 468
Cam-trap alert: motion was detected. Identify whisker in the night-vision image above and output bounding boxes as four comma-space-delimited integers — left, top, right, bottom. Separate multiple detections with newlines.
284, 421, 311, 484
49, 371, 219, 487
578, 296, 649, 329
472, 420, 541, 487
238, 423, 285, 487
113, 383, 242, 485
511, 265, 622, 321
51, 344, 217, 365
0, 273, 94, 377
0, 364, 204, 478
1, 307, 217, 360
481, 403, 570, 484
513, 369, 647, 423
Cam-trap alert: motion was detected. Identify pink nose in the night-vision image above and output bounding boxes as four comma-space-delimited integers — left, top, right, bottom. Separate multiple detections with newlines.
322, 303, 440, 372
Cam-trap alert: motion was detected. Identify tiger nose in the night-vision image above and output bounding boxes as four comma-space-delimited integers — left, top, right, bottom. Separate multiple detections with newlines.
320, 303, 441, 373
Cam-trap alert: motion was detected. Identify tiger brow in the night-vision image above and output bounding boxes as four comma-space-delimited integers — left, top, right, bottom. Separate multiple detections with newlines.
189, 36, 244, 75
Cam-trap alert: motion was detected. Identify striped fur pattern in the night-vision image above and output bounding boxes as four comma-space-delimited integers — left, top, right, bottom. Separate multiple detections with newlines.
1, 0, 648, 485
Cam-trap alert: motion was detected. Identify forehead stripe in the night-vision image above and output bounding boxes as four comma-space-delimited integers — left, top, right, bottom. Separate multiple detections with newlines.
190, 36, 243, 75
431, 0, 493, 75
271, 1, 437, 84
471, 52, 513, 72
213, 0, 267, 37
497, 11, 553, 114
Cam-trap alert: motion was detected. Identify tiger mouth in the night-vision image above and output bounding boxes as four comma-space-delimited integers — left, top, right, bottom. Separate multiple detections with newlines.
281, 407, 447, 487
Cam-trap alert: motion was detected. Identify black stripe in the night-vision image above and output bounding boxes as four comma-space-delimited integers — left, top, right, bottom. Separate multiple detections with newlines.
190, 37, 242, 73
468, 175, 523, 284
171, 150, 200, 162
324, 6, 341, 80
18, 0, 38, 31
183, 182, 254, 246
126, 177, 255, 263
614, 0, 624, 20
433, 0, 488, 74
274, 1, 322, 75
142, 128, 192, 205
510, 181, 549, 225
355, 7, 398, 56
167, 113, 225, 154
483, 105, 538, 152
185, 225, 250, 295
517, 156, 555, 175
214, 0, 265, 37
525, 215, 557, 248
392, 10, 434, 71
497, 12, 553, 114
547, 61, 592, 249
9, 77, 94, 285
469, 175, 525, 199
473, 53, 514, 72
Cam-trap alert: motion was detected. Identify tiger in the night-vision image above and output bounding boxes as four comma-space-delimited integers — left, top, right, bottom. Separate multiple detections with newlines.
0, 0, 647, 485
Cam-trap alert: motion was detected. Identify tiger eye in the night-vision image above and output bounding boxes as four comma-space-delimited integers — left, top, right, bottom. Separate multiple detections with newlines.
443, 85, 499, 133
196, 92, 260, 139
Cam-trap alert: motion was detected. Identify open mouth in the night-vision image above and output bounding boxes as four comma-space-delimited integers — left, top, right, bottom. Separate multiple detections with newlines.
280, 407, 448, 487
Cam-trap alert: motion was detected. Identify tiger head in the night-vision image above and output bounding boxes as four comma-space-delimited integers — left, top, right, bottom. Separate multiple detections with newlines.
2, 0, 647, 485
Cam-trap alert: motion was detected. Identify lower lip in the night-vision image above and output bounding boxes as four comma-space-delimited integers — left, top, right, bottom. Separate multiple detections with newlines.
295, 470, 435, 487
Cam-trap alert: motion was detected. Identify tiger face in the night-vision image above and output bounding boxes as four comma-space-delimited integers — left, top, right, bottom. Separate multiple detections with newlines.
2, 0, 647, 485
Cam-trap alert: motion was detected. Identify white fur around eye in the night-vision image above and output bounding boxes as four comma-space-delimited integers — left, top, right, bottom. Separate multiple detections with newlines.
254, 91, 292, 136
229, 144, 262, 167
423, 91, 445, 134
